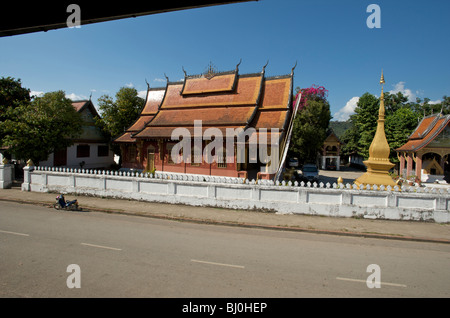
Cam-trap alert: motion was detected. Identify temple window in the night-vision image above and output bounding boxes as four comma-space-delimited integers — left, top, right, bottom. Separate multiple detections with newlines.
218, 147, 227, 168
76, 145, 90, 158
128, 145, 137, 162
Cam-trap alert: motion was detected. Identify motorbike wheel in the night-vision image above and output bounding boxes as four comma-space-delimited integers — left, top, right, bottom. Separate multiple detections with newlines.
53, 203, 62, 210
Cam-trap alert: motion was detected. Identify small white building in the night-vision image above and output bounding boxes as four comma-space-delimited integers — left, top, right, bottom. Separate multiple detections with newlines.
40, 100, 115, 169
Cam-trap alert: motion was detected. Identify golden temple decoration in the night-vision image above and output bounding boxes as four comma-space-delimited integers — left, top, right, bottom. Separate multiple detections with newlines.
354, 70, 397, 189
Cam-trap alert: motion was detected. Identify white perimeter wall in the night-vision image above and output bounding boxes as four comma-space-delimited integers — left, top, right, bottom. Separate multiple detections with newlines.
22, 166, 450, 223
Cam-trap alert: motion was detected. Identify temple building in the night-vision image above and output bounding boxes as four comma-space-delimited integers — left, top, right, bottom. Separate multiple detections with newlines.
320, 129, 342, 170
396, 113, 450, 183
114, 63, 296, 180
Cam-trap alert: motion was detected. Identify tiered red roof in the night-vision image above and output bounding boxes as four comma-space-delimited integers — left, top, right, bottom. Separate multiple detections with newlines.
115, 64, 294, 143
115, 87, 165, 143
396, 113, 450, 152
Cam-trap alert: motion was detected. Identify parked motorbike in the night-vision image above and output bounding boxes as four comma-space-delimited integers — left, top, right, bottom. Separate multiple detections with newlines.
53, 194, 81, 211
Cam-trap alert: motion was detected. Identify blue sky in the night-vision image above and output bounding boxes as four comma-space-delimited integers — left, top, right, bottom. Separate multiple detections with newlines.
1, 0, 449, 121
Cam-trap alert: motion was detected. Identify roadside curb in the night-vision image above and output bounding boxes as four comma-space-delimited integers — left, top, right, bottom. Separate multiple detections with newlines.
1, 196, 449, 245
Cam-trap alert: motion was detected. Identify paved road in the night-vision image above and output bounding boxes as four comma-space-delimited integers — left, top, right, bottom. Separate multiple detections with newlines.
318, 167, 364, 184
1, 201, 449, 298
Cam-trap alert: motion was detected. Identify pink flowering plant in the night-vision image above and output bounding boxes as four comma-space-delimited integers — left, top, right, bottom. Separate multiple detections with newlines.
293, 84, 328, 111
289, 84, 331, 164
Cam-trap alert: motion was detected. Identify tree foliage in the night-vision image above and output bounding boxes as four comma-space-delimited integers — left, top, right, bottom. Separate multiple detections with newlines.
289, 85, 331, 164
341, 90, 446, 163
0, 77, 31, 145
1, 90, 82, 164
342, 93, 379, 160
97, 87, 145, 140
385, 107, 421, 161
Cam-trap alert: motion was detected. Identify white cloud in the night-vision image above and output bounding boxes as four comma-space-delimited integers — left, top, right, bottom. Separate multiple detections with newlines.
125, 82, 134, 88
153, 78, 166, 83
30, 90, 92, 101
138, 90, 147, 99
429, 99, 441, 105
333, 96, 359, 121
66, 93, 88, 101
389, 81, 416, 103
29, 91, 44, 98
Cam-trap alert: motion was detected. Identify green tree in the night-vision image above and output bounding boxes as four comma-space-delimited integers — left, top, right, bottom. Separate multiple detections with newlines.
349, 92, 380, 160
1, 91, 82, 164
341, 123, 360, 158
341, 91, 425, 163
383, 91, 408, 114
96, 87, 145, 157
97, 87, 145, 140
0, 77, 31, 153
385, 107, 421, 162
289, 85, 331, 164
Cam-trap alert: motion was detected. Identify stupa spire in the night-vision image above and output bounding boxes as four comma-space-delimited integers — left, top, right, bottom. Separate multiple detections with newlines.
354, 70, 397, 189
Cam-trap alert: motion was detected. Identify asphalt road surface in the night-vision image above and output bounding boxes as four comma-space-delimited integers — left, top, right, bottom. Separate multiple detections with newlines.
1, 201, 449, 298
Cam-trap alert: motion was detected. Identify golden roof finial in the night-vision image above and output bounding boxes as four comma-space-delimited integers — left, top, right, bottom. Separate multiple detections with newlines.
380, 69, 385, 85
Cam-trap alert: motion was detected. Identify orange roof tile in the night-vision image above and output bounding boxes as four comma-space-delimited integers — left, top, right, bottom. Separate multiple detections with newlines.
161, 74, 263, 109
115, 132, 135, 143
409, 116, 438, 140
127, 115, 155, 132
251, 110, 289, 130
145, 106, 256, 128
72, 101, 87, 112
260, 77, 291, 109
181, 72, 237, 95
115, 66, 294, 144
396, 114, 450, 151
141, 88, 165, 115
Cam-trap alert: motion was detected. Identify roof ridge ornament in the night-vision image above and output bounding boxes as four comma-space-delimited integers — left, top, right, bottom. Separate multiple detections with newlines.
203, 61, 218, 80
261, 60, 269, 74
291, 61, 298, 76
235, 58, 242, 73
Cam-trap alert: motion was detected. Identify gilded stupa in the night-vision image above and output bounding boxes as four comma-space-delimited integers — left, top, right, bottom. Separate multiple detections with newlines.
354, 71, 397, 188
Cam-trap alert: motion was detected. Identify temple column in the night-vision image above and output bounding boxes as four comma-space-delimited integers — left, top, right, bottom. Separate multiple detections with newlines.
120, 145, 126, 163
399, 153, 405, 177
137, 140, 143, 165
406, 152, 413, 178
415, 153, 423, 181
440, 155, 445, 174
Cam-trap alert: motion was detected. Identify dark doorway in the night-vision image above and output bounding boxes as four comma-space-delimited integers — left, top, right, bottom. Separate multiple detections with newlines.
54, 147, 67, 166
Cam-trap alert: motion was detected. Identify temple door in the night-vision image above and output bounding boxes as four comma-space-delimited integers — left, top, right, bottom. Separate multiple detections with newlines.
146, 150, 155, 172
